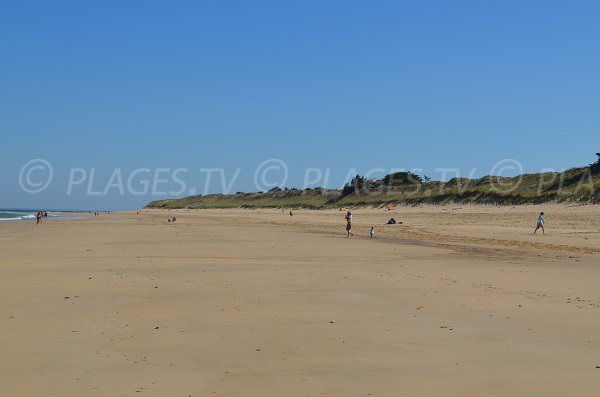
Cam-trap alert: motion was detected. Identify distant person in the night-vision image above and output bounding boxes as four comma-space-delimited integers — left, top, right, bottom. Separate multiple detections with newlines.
534, 212, 545, 235
44, 211, 48, 217
345, 211, 353, 238
370, 226, 375, 239
36, 211, 42, 224
290, 210, 293, 217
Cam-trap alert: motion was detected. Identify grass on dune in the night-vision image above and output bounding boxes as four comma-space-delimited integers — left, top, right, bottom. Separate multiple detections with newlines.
147, 166, 600, 209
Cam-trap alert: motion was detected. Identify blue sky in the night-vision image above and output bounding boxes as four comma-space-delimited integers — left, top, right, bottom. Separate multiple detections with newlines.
1, 1, 599, 210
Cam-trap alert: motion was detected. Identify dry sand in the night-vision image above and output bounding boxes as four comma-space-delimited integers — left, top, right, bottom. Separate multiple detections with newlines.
1, 205, 599, 396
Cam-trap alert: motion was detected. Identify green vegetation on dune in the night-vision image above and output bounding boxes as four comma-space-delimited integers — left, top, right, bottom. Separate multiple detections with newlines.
146, 157, 600, 209
147, 188, 338, 209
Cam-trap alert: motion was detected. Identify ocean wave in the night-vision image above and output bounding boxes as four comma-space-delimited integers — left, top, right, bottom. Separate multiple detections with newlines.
0, 215, 34, 221
0, 210, 84, 222
0, 214, 49, 221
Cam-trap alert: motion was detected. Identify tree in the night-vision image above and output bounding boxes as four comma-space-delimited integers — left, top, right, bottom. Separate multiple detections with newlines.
341, 175, 366, 197
382, 171, 423, 187
591, 153, 600, 172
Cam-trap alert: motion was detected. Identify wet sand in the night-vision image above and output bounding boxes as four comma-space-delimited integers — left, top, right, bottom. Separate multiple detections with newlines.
1, 205, 599, 396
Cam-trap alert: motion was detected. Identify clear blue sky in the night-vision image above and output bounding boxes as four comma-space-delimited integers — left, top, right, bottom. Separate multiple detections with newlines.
1, 1, 599, 210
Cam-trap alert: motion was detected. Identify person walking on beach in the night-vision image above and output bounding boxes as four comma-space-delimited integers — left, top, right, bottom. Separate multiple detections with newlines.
534, 212, 545, 235
370, 226, 375, 240
345, 211, 353, 238
36, 211, 42, 224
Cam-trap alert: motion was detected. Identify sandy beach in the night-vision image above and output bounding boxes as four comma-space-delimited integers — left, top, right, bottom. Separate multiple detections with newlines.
1, 205, 600, 396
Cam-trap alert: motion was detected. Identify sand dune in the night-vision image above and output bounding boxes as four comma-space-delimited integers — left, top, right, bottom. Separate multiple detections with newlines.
1, 205, 600, 396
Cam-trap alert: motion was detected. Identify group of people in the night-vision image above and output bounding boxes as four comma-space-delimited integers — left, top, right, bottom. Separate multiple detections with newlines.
344, 210, 375, 239
342, 209, 549, 238
36, 211, 47, 224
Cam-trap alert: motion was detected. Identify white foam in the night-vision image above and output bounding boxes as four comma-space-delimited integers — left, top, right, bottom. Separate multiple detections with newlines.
0, 214, 37, 221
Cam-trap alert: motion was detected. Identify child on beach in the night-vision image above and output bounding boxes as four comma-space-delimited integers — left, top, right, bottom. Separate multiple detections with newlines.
370, 226, 375, 239
534, 212, 545, 235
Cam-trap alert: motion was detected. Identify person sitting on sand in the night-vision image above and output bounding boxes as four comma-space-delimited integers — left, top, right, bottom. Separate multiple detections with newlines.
370, 226, 375, 240
534, 212, 545, 235
345, 211, 353, 238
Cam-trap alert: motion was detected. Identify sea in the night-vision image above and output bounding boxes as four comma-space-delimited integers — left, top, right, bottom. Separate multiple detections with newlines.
0, 209, 85, 222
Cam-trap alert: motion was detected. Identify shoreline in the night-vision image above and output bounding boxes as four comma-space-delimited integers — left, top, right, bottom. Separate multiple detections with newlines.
0, 210, 90, 222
